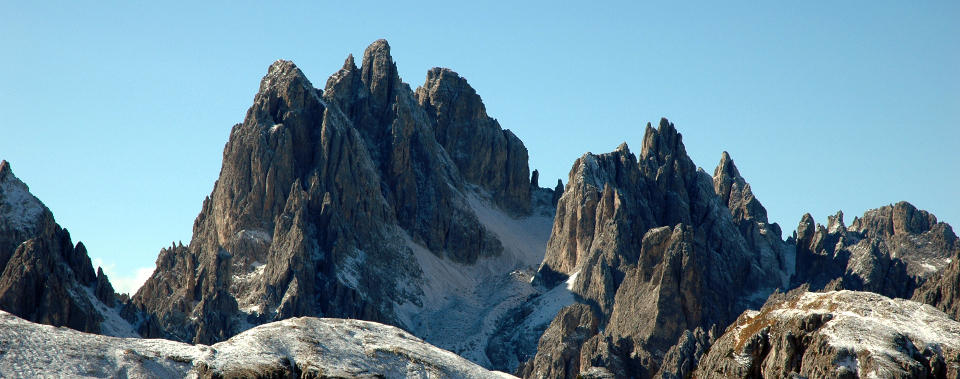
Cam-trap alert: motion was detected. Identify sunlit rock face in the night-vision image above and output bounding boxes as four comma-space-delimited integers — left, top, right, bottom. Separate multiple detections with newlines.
520, 118, 960, 379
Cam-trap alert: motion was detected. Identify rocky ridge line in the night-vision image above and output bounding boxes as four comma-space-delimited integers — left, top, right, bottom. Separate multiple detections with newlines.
0, 310, 514, 378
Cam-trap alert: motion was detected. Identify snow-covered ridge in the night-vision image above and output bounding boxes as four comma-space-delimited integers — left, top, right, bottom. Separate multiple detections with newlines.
765, 291, 960, 378
781, 291, 960, 351
0, 310, 514, 378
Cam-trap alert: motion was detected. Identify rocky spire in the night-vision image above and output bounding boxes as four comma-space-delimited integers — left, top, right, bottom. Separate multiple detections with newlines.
712, 151, 768, 224
552, 179, 563, 206
0, 160, 10, 180
415, 67, 531, 215
361, 39, 399, 114
711, 151, 788, 290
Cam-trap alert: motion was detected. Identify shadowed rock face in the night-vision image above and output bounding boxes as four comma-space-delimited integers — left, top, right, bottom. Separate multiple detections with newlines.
908, 212, 960, 320
789, 201, 958, 300
524, 119, 793, 379
0, 160, 118, 334
128, 40, 539, 346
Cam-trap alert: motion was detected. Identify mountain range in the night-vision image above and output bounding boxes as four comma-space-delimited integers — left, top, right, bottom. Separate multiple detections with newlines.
1, 40, 958, 379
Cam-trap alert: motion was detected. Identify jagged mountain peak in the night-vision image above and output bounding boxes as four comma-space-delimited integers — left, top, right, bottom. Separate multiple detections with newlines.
615, 141, 631, 155
640, 117, 693, 173
415, 65, 531, 215
790, 201, 958, 308
343, 53, 356, 70
251, 59, 323, 130
712, 151, 769, 225
361, 38, 400, 108
712, 151, 738, 202
129, 41, 549, 359
525, 119, 794, 379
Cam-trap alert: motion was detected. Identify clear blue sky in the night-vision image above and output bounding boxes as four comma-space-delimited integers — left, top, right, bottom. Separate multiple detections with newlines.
2, 1, 957, 294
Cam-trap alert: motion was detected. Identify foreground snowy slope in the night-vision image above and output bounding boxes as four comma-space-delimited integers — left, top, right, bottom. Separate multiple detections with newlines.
0, 310, 513, 378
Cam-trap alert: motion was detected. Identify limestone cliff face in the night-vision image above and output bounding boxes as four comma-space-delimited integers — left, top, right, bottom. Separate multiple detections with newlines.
713, 152, 792, 289
129, 40, 541, 346
0, 160, 121, 335
323, 41, 505, 264
525, 120, 792, 379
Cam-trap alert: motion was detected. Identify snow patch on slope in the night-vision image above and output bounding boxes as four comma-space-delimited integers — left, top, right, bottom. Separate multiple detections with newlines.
81, 285, 139, 338
394, 193, 554, 367
524, 275, 576, 331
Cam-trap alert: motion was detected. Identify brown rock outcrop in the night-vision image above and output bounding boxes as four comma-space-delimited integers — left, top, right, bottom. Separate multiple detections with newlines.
911, 220, 960, 320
